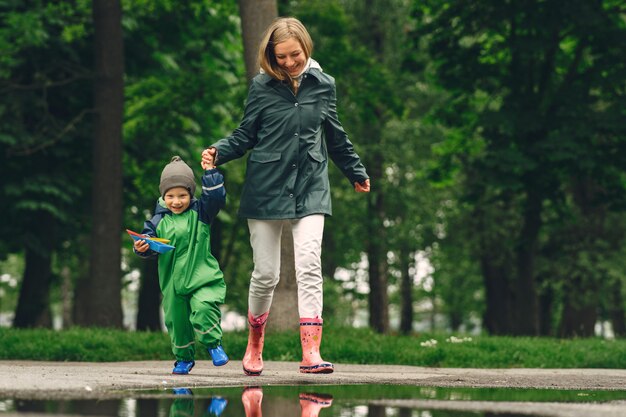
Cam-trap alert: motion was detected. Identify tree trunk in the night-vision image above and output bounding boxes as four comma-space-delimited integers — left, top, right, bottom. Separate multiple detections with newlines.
272, 223, 299, 330
512, 185, 541, 335
238, 0, 278, 82
238, 0, 299, 330
538, 281, 554, 336
399, 248, 413, 334
87, 0, 124, 327
367, 233, 389, 333
137, 399, 158, 417
559, 297, 597, 337
367, 405, 386, 417
608, 279, 626, 338
60, 266, 74, 329
481, 257, 514, 335
72, 271, 91, 326
136, 257, 162, 331
13, 213, 55, 328
366, 175, 389, 333
558, 259, 600, 338
355, 0, 390, 334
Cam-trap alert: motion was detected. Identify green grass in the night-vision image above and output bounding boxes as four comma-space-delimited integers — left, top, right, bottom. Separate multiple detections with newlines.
0, 327, 625, 368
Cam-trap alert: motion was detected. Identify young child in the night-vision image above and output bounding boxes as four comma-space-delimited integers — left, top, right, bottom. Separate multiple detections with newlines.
133, 154, 228, 374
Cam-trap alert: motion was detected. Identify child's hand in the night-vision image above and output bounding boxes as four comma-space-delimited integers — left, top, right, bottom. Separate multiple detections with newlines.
201, 147, 216, 170
134, 239, 150, 253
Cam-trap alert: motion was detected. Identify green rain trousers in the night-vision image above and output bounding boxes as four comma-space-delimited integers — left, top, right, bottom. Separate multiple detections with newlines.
162, 279, 226, 361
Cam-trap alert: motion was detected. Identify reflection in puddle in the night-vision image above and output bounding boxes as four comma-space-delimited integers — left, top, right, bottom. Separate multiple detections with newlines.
164, 387, 333, 417
240, 387, 333, 417
1, 385, 625, 416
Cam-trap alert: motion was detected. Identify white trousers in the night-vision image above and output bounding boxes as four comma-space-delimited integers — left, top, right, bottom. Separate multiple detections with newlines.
247, 215, 325, 318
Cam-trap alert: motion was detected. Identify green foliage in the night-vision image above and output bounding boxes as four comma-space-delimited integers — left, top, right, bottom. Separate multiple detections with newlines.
0, 328, 171, 361
1, 327, 625, 368
287, 2, 456, 331
0, 0, 93, 270
0, 254, 22, 315
120, 0, 253, 314
415, 0, 626, 335
2, 0, 625, 338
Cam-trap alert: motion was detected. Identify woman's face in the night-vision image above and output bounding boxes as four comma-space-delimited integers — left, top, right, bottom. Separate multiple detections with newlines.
274, 37, 307, 77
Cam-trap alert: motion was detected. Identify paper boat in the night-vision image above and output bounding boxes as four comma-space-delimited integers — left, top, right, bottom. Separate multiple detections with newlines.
126, 229, 175, 253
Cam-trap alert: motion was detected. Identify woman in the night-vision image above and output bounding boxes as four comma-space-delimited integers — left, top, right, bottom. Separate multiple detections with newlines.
203, 17, 370, 375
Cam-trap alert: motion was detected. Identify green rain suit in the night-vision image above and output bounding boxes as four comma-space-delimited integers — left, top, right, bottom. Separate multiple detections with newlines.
136, 169, 226, 362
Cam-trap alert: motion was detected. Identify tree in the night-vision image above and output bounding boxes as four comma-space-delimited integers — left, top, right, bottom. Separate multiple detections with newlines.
287, 0, 430, 333
239, 0, 278, 82
420, 0, 626, 335
237, 0, 301, 331
1, 1, 93, 328
85, 0, 125, 327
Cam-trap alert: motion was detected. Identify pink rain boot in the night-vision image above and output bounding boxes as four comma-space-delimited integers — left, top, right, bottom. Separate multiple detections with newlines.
242, 311, 269, 376
299, 393, 333, 417
299, 318, 334, 374
242, 386, 263, 417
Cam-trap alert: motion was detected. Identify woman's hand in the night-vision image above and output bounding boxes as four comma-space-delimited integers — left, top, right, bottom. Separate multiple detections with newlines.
202, 147, 217, 169
201, 151, 215, 170
134, 239, 150, 253
354, 179, 370, 193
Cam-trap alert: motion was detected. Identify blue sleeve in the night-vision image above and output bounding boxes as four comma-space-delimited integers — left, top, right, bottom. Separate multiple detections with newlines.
199, 168, 226, 224
134, 212, 161, 259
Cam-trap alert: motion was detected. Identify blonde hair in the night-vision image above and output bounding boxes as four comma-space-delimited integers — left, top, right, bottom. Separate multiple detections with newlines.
257, 17, 313, 81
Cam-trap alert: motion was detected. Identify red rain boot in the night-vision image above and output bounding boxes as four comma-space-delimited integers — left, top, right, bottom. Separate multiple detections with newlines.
299, 393, 333, 417
242, 386, 263, 417
242, 311, 269, 376
299, 318, 334, 374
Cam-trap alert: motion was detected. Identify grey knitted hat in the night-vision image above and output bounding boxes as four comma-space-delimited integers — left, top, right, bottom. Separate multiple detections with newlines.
159, 156, 196, 197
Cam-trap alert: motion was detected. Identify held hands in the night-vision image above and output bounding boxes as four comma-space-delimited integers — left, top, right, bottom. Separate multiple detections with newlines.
201, 147, 217, 170
133, 239, 150, 253
354, 178, 371, 193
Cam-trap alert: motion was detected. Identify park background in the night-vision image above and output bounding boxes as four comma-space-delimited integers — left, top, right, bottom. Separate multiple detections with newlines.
1, 0, 625, 351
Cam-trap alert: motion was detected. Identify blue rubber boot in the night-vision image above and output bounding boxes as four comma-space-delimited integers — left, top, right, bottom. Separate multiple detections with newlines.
207, 397, 228, 416
208, 345, 229, 366
172, 387, 193, 395
172, 360, 195, 375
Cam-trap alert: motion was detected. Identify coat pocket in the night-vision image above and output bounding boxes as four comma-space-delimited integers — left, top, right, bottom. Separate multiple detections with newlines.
245, 151, 283, 198
307, 149, 326, 163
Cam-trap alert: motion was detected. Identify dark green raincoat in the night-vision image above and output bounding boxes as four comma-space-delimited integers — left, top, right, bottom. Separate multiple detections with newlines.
211, 68, 368, 219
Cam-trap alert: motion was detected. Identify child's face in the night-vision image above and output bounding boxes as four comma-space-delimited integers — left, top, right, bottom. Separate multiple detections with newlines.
164, 187, 191, 214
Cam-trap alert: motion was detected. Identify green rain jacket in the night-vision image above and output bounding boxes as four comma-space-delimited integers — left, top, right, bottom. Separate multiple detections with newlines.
137, 169, 226, 296
211, 66, 368, 220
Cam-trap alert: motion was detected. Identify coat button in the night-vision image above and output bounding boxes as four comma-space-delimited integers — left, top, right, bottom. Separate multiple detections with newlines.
289, 193, 294, 198
294, 103, 299, 107
294, 133, 298, 136
292, 164, 297, 168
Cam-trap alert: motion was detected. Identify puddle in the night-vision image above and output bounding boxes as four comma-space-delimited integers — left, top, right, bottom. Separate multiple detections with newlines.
1, 385, 625, 416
